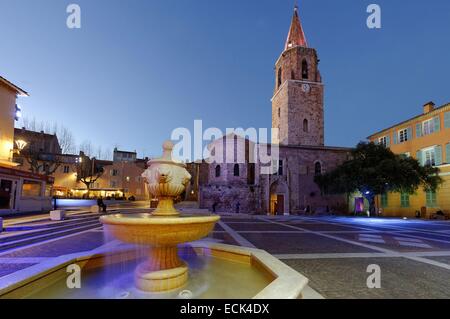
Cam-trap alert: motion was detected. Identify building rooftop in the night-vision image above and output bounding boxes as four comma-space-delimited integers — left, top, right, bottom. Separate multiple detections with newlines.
0, 76, 29, 96
367, 101, 450, 139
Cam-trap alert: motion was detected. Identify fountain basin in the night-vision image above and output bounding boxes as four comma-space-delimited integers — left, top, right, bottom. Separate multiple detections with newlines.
0, 243, 309, 299
100, 214, 220, 246
100, 213, 220, 292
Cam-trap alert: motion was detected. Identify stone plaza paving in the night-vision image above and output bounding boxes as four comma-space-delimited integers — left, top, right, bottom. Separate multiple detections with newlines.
1, 210, 450, 298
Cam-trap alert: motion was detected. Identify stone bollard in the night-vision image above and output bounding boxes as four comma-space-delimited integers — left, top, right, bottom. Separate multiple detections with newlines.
50, 210, 66, 221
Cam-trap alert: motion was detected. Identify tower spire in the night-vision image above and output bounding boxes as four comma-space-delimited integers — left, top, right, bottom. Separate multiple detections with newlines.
284, 2, 308, 50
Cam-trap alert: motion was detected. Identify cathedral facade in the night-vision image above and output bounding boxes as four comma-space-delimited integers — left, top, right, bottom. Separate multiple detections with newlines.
196, 6, 351, 215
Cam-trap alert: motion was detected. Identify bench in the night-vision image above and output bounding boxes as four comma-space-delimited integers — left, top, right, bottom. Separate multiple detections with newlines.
50, 210, 66, 221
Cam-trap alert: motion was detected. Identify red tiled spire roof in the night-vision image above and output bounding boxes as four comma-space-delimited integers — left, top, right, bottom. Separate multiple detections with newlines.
284, 4, 308, 50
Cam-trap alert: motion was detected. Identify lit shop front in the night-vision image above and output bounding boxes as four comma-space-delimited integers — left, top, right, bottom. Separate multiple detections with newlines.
69, 188, 125, 199
0, 166, 54, 215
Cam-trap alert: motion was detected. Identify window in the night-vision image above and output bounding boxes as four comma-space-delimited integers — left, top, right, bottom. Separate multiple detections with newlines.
45, 184, 52, 197
314, 162, 322, 176
215, 165, 221, 178
291, 70, 295, 80
302, 59, 308, 79
398, 128, 409, 143
277, 68, 282, 89
278, 108, 281, 118
278, 160, 284, 176
423, 147, 436, 166
22, 180, 42, 197
417, 147, 442, 166
400, 193, 410, 208
426, 191, 437, 207
111, 169, 118, 176
63, 166, 70, 174
381, 193, 388, 208
422, 118, 435, 136
233, 164, 240, 177
110, 181, 117, 188
303, 119, 309, 133
378, 136, 389, 147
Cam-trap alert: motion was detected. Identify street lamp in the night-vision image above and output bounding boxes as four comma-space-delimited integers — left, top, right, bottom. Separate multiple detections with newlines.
15, 140, 27, 153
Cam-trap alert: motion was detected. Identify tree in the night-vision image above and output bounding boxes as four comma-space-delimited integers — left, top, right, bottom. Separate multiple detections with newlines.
315, 142, 443, 216
19, 117, 77, 154
57, 126, 76, 154
21, 150, 63, 176
79, 140, 93, 157
17, 132, 62, 176
76, 152, 104, 191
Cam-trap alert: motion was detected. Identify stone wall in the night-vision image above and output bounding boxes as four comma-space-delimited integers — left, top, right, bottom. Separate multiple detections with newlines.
200, 184, 260, 213
258, 145, 350, 215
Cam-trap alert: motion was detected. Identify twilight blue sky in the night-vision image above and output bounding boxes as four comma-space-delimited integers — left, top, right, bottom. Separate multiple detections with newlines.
1, 0, 449, 159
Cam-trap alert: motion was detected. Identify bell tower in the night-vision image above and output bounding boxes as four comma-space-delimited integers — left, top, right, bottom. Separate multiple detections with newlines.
272, 5, 324, 146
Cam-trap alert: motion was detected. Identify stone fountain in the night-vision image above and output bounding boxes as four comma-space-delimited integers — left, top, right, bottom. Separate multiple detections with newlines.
0, 140, 309, 299
100, 141, 220, 292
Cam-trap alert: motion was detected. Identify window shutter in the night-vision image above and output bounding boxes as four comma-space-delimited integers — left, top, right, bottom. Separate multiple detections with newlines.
416, 150, 423, 166
393, 132, 398, 144
416, 123, 422, 137
446, 143, 450, 164
386, 136, 391, 147
435, 145, 442, 166
434, 116, 441, 132
407, 127, 412, 140
445, 112, 450, 129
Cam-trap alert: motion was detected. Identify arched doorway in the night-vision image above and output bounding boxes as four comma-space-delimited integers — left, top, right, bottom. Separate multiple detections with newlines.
269, 180, 289, 216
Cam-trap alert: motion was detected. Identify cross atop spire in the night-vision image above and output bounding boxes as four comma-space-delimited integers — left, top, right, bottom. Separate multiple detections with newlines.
284, 3, 308, 51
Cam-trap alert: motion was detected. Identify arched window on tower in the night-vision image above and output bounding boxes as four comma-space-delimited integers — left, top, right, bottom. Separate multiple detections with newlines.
302, 59, 309, 80
303, 119, 309, 133
314, 162, 322, 176
233, 164, 240, 177
215, 165, 221, 178
291, 70, 295, 80
277, 67, 282, 89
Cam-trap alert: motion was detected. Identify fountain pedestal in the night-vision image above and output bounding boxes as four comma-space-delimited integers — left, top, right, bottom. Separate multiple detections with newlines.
135, 246, 188, 292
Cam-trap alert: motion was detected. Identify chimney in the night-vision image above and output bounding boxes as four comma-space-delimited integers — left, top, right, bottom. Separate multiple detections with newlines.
423, 101, 435, 114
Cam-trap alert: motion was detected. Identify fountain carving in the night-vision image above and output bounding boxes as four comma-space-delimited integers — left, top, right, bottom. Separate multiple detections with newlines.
100, 141, 220, 292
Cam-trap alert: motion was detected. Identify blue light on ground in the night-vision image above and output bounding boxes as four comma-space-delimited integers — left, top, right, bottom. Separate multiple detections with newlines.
56, 199, 96, 208
331, 217, 427, 225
